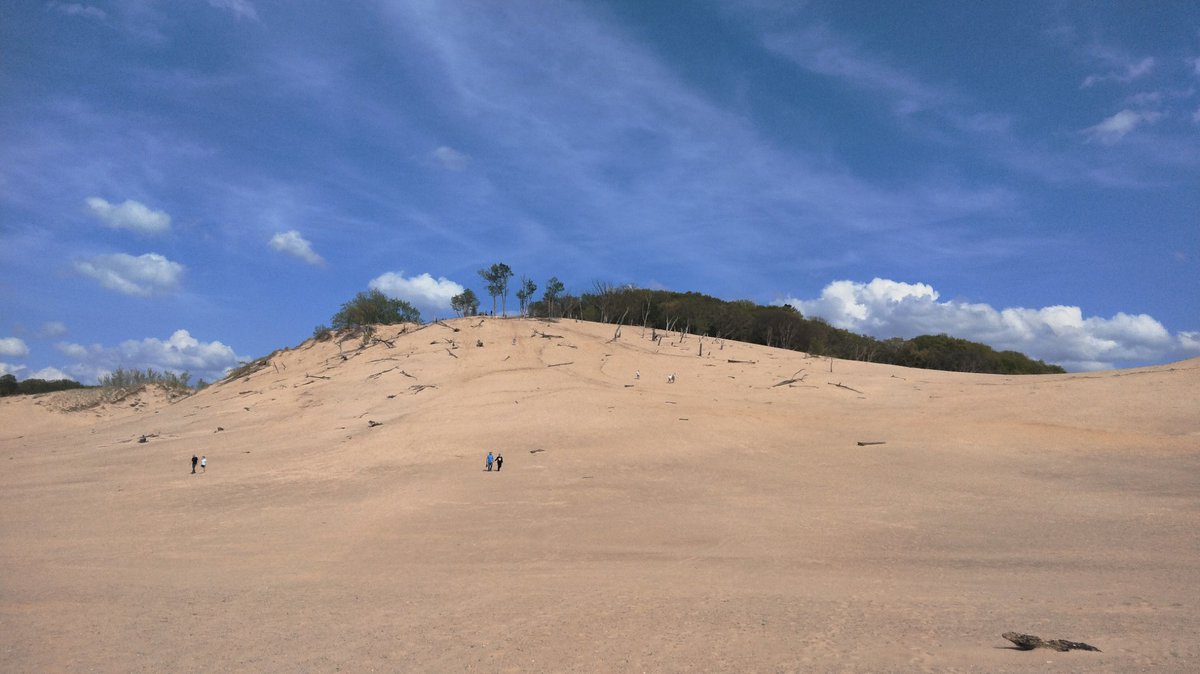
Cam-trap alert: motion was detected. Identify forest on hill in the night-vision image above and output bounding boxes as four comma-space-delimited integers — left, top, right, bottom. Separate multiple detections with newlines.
523, 285, 1065, 375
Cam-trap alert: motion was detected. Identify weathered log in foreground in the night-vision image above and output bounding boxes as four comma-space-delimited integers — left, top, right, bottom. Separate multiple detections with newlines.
1002, 632, 1100, 652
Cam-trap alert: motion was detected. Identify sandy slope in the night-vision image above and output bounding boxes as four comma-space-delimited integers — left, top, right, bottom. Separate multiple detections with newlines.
2, 317, 1197, 672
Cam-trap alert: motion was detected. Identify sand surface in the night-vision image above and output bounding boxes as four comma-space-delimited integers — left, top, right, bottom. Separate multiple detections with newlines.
2, 317, 1198, 672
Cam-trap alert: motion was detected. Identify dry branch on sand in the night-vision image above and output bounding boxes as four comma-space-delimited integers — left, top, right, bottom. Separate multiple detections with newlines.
829, 382, 864, 394
773, 370, 808, 387
1002, 632, 1100, 652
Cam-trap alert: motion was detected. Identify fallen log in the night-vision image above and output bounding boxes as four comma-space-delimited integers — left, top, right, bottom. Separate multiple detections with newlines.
856, 441, 886, 446
1002, 632, 1100, 652
727, 359, 756, 364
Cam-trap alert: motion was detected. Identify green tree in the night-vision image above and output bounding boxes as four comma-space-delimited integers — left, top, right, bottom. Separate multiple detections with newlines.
331, 289, 421, 329
515, 276, 537, 317
542, 276, 565, 318
0, 373, 18, 397
478, 263, 513, 316
451, 288, 480, 317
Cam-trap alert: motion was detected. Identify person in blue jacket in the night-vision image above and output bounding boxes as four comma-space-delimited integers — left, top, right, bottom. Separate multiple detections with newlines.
486, 451, 494, 471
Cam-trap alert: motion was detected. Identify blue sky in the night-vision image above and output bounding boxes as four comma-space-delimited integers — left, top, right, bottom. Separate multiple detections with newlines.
2, 0, 1198, 381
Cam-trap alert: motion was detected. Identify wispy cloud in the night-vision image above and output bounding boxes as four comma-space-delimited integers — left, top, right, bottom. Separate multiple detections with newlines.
206, 0, 257, 21
268, 230, 324, 266
762, 23, 955, 116
1082, 109, 1164, 144
85, 197, 172, 234
37, 321, 68, 339
431, 146, 469, 171
1081, 56, 1155, 88
783, 278, 1200, 370
73, 252, 184, 296
46, 2, 106, 20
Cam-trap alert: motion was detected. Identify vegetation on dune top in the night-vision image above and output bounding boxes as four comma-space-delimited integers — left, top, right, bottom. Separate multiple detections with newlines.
313, 273, 1062, 376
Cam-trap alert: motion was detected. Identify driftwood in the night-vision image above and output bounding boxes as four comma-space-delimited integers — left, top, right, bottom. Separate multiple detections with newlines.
304, 374, 331, 380
727, 359, 756, 364
368, 366, 401, 379
773, 370, 807, 387
446, 349, 458, 358
533, 330, 562, 339
434, 320, 460, 332
856, 441, 886, 446
829, 382, 863, 394
1002, 633, 1100, 652
529, 448, 545, 454
409, 384, 436, 394
547, 361, 573, 368
367, 420, 383, 427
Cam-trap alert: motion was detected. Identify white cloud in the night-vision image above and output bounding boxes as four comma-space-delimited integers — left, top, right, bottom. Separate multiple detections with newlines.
56, 329, 244, 384
47, 2, 106, 20
269, 230, 325, 265
30, 367, 69, 380
0, 337, 30, 358
38, 321, 68, 339
1082, 109, 1163, 144
1081, 56, 1155, 88
0, 363, 27, 377
207, 0, 258, 21
85, 197, 171, 233
783, 278, 1200, 371
432, 145, 469, 171
369, 271, 464, 312
74, 252, 184, 296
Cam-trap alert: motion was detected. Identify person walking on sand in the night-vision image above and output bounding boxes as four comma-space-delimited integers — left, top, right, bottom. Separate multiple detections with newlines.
486, 451, 494, 472
495, 453, 503, 471
191, 454, 198, 474
200, 455, 206, 473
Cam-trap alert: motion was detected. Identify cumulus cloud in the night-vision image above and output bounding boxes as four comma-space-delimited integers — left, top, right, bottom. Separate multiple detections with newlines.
369, 271, 464, 313
431, 146, 469, 171
85, 197, 171, 233
30, 366, 69, 380
1082, 109, 1163, 144
55, 329, 244, 384
0, 337, 30, 358
783, 278, 1200, 371
269, 230, 325, 265
74, 252, 184, 296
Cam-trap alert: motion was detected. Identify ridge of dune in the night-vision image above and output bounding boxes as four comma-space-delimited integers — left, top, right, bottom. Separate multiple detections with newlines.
2, 317, 1198, 672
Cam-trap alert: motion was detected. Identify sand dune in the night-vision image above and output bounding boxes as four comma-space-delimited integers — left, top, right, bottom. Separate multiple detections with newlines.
2, 317, 1198, 672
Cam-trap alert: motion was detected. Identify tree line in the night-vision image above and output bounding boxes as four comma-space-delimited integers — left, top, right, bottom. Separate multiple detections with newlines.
322, 267, 1063, 375
0, 374, 85, 397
